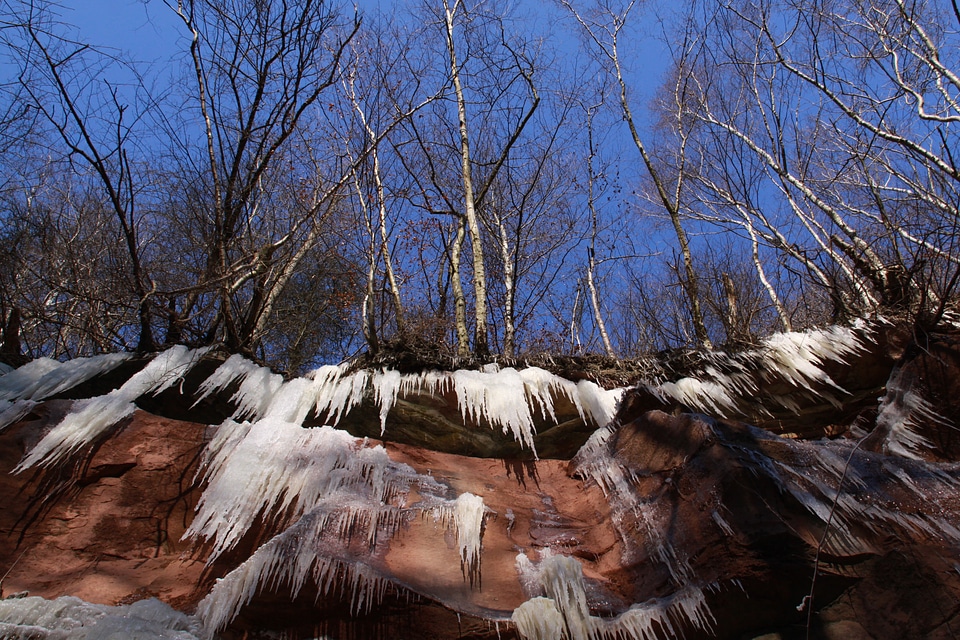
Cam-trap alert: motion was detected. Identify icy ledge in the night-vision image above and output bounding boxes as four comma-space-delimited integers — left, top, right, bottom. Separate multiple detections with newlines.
193, 357, 625, 458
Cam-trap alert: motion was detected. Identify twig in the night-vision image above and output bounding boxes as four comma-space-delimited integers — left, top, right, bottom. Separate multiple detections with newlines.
804, 435, 866, 638
1, 549, 27, 598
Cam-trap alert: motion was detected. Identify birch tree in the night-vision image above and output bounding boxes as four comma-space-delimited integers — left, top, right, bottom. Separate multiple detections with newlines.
669, 0, 960, 322
561, 0, 713, 349
400, 0, 540, 357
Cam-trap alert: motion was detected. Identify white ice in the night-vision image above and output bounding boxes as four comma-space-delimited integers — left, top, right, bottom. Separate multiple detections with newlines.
874, 372, 947, 460
189, 416, 464, 635
513, 551, 716, 640
191, 354, 625, 453
195, 504, 397, 638
643, 323, 870, 417
193, 354, 284, 421
16, 346, 210, 470
185, 418, 426, 559
454, 492, 486, 586
511, 597, 566, 640
0, 353, 134, 431
0, 595, 201, 640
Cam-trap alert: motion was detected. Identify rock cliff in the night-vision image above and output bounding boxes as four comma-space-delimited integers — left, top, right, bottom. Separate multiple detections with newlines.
1, 321, 959, 639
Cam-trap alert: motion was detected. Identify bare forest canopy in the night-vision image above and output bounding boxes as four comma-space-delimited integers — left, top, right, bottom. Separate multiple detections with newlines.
1, 0, 959, 373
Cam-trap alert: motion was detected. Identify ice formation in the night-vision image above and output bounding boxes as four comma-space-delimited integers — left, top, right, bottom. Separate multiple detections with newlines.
185, 419, 433, 559
868, 362, 955, 460
513, 551, 716, 640
0, 595, 202, 639
575, 407, 960, 568
454, 492, 486, 587
193, 353, 285, 421
185, 410, 493, 635
512, 597, 566, 640
195, 498, 402, 636
15, 346, 209, 470
644, 322, 871, 417
0, 352, 133, 430
9, 318, 950, 638
190, 358, 625, 458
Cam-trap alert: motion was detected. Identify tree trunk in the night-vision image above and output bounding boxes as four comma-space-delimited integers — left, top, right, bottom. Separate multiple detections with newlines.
444, 0, 489, 357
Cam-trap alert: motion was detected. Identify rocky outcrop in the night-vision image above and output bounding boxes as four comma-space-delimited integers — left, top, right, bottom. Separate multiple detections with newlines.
0, 401, 209, 610
1, 321, 959, 639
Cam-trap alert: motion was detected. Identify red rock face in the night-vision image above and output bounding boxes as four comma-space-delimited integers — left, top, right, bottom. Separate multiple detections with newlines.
3, 332, 960, 639
0, 400, 210, 610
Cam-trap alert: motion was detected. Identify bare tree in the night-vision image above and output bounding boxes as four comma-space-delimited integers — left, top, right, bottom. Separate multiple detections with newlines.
165, 0, 360, 355
8, 0, 159, 351
560, 0, 713, 349
583, 95, 616, 356
397, 0, 541, 357
666, 0, 960, 324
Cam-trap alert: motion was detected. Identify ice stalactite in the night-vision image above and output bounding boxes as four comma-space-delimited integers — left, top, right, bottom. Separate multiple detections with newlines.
0, 352, 133, 431
189, 358, 625, 455
311, 364, 369, 425
195, 497, 405, 637
454, 492, 486, 588
185, 412, 497, 635
512, 551, 716, 640
867, 361, 953, 460
642, 322, 872, 417
192, 353, 285, 421
15, 346, 209, 470
185, 419, 434, 560
373, 369, 402, 435
511, 597, 565, 640
452, 368, 541, 453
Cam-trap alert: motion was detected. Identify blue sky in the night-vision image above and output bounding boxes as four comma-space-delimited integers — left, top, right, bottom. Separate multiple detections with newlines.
56, 0, 183, 63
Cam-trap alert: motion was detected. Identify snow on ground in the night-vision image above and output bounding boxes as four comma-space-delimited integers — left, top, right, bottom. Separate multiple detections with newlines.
0, 595, 202, 640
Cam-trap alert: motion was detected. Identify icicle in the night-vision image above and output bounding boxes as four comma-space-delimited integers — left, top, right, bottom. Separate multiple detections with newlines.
656, 377, 738, 416
455, 492, 486, 588
514, 551, 718, 640
311, 364, 368, 426
452, 368, 540, 455
194, 464, 449, 637
16, 346, 209, 470
574, 380, 623, 428
373, 369, 402, 435
0, 353, 137, 431
0, 352, 132, 403
875, 384, 945, 460
188, 409, 457, 635
758, 324, 863, 393
512, 597, 565, 640
0, 398, 37, 431
193, 354, 255, 404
